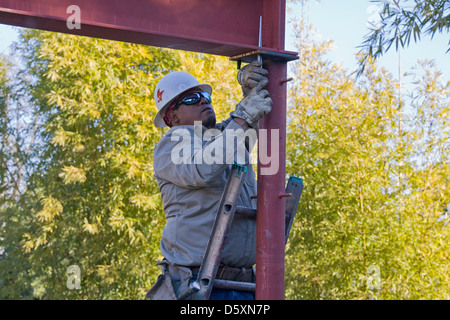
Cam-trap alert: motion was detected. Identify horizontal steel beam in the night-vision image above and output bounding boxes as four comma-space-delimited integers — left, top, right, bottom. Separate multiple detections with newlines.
0, 0, 297, 58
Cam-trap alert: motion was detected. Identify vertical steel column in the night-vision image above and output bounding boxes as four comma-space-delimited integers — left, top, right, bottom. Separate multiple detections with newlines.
256, 59, 287, 300
255, 0, 288, 301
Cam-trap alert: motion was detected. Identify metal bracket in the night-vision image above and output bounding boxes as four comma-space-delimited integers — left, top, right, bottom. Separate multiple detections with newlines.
231, 50, 299, 69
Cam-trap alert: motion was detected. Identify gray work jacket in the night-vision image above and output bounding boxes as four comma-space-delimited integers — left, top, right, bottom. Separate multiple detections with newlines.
153, 118, 257, 268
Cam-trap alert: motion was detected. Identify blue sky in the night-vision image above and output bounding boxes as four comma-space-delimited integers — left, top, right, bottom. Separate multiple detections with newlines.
0, 24, 17, 54
1, 0, 449, 82
286, 0, 449, 82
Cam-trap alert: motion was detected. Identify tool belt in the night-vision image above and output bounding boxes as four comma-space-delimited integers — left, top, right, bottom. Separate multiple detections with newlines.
190, 266, 255, 283
146, 261, 255, 300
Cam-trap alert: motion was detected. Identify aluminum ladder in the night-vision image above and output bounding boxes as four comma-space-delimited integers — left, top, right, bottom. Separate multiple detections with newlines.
178, 164, 303, 300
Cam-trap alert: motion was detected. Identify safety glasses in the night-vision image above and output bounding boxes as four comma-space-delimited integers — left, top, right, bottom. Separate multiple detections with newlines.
175, 91, 212, 108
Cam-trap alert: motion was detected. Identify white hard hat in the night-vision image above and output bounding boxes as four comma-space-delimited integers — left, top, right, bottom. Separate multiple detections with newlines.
153, 71, 212, 127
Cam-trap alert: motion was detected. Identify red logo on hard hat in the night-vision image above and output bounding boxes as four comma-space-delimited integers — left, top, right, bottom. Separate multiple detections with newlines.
157, 89, 164, 103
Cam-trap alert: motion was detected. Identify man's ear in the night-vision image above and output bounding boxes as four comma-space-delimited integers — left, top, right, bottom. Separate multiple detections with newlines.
169, 109, 180, 126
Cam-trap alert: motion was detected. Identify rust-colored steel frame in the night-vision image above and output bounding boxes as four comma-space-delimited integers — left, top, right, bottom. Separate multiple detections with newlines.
0, 0, 297, 300
0, 0, 295, 57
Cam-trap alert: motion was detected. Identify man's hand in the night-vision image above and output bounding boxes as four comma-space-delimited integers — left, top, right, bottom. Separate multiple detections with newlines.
232, 78, 272, 129
237, 60, 269, 97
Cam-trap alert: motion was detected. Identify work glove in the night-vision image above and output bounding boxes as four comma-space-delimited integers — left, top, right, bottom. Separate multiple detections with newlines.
232, 78, 272, 129
237, 60, 269, 97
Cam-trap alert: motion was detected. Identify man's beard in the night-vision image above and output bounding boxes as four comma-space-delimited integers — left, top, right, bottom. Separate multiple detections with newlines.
203, 114, 216, 129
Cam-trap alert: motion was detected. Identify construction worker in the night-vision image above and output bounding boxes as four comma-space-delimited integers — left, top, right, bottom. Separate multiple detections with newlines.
146, 61, 271, 300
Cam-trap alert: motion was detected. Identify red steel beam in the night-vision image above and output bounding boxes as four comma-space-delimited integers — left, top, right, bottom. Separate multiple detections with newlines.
0, 0, 296, 58
255, 0, 288, 301
257, 59, 287, 300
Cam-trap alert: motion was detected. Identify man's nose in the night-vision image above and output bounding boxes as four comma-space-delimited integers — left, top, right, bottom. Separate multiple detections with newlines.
199, 96, 209, 104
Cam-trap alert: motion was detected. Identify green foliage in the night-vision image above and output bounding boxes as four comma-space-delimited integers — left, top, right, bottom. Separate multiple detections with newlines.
0, 56, 8, 196
285, 21, 450, 299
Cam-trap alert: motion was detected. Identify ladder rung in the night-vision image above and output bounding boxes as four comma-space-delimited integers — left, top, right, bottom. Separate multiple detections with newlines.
235, 206, 257, 217
213, 279, 255, 292
234, 207, 291, 222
